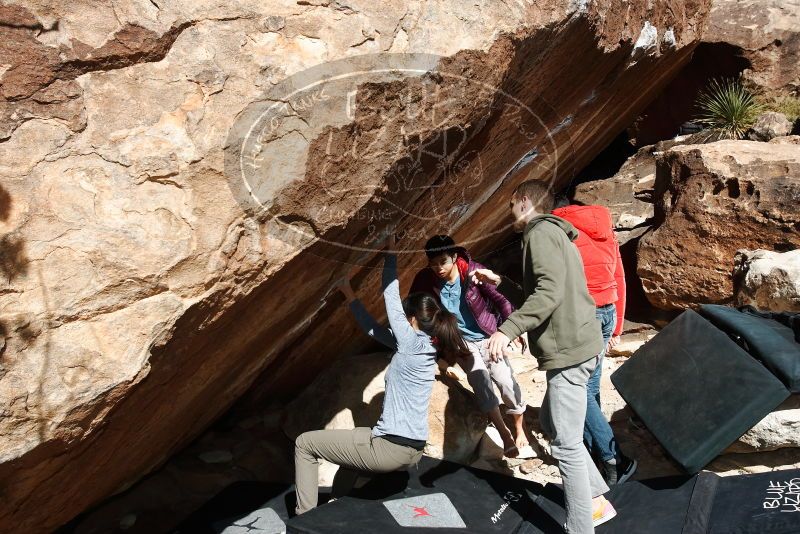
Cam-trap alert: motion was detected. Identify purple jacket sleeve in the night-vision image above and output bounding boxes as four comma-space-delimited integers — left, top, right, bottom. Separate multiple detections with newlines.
474, 261, 515, 320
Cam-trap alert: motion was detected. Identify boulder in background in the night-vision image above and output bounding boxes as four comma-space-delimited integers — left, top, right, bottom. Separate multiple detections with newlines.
734, 249, 800, 312
748, 112, 793, 142
637, 139, 800, 310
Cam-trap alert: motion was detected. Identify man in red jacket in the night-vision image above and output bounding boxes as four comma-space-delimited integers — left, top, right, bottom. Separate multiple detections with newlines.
552, 199, 637, 485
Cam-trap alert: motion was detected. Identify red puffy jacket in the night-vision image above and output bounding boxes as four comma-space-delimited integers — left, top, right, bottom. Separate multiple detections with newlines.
551, 205, 626, 336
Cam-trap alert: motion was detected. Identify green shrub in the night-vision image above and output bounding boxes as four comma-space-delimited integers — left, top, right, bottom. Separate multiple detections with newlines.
758, 94, 800, 123
694, 78, 762, 139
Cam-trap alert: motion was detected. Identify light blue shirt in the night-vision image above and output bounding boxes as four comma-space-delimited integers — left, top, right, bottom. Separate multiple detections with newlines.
439, 276, 486, 341
348, 254, 436, 441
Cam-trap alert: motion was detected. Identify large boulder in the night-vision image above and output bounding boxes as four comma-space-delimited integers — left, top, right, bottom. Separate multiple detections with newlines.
572, 136, 711, 245
0, 1, 710, 530
734, 249, 800, 312
637, 140, 800, 310
704, 0, 800, 95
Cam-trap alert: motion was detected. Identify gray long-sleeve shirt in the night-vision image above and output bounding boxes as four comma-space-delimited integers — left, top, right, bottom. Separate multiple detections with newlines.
347, 254, 436, 442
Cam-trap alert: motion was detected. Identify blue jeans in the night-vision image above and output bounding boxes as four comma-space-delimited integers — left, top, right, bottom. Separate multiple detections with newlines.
583, 303, 619, 462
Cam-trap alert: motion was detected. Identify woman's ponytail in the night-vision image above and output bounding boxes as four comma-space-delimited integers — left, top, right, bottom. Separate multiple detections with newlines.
402, 292, 471, 365
431, 307, 471, 365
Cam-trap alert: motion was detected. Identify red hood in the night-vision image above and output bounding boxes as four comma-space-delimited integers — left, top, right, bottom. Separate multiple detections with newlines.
454, 247, 471, 281
552, 205, 614, 241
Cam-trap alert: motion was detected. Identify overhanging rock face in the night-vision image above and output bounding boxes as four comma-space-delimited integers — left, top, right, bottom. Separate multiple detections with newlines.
0, 1, 709, 531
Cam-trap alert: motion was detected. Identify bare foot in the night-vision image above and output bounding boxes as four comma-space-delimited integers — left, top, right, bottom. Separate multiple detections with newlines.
514, 431, 529, 450
500, 432, 519, 458
512, 413, 529, 449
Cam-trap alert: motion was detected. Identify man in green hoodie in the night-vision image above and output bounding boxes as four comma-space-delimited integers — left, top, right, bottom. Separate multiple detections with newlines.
479, 179, 616, 532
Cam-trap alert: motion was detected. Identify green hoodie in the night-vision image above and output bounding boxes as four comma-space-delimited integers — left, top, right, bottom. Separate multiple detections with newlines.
498, 214, 603, 371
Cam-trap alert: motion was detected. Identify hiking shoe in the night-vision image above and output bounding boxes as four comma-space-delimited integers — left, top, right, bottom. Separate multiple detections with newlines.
616, 455, 638, 484
602, 455, 637, 486
592, 496, 617, 527
601, 459, 618, 486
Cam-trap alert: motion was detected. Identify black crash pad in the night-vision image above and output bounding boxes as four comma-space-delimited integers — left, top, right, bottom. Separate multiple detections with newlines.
699, 304, 800, 393
690, 468, 800, 534
177, 460, 800, 534
521, 475, 698, 534
526, 469, 800, 534
173, 481, 294, 534
287, 457, 544, 533
611, 309, 790, 473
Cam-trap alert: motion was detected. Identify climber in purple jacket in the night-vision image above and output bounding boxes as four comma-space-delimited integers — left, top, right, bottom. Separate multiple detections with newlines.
410, 235, 530, 453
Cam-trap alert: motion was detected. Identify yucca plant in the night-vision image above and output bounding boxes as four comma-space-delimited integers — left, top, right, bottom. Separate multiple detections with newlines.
694, 78, 762, 140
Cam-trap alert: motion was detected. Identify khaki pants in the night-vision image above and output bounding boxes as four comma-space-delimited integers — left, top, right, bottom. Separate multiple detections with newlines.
294, 427, 423, 514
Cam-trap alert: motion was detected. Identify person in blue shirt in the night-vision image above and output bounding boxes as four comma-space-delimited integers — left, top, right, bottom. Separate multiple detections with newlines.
410, 235, 529, 455
294, 235, 471, 515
